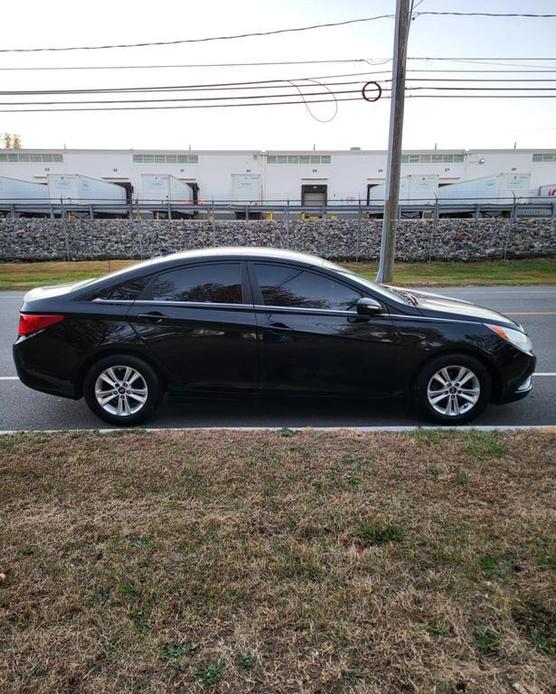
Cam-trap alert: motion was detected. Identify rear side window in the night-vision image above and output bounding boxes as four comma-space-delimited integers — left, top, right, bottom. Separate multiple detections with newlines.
254, 263, 361, 311
95, 277, 148, 301
152, 263, 244, 304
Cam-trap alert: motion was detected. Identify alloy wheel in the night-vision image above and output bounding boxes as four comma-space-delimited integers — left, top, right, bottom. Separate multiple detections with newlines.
426, 365, 481, 417
94, 365, 149, 417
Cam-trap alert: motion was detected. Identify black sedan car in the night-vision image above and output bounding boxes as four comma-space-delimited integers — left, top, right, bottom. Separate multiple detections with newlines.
14, 247, 535, 426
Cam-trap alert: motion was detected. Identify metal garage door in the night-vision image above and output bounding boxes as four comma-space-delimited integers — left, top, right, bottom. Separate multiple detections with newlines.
301, 184, 327, 206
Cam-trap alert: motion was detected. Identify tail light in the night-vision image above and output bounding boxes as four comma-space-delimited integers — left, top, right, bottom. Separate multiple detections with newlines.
18, 313, 65, 337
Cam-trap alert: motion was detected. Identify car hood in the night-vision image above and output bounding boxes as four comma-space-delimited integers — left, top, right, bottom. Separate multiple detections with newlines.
398, 287, 520, 328
23, 279, 92, 303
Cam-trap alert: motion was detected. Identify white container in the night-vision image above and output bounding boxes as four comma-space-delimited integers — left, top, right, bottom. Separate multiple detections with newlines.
437, 173, 531, 203
0, 176, 48, 204
140, 174, 193, 203
539, 183, 556, 198
368, 174, 438, 203
47, 174, 126, 203
231, 174, 261, 202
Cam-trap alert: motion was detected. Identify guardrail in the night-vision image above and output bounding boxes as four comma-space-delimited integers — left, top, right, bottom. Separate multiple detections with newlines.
0, 197, 555, 219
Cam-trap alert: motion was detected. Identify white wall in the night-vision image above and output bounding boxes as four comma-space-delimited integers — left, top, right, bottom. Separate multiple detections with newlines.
0, 148, 554, 202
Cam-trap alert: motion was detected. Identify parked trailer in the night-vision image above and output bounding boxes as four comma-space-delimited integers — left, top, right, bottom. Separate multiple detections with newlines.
367, 175, 439, 204
0, 175, 48, 205
231, 174, 262, 202
437, 173, 531, 204
539, 183, 556, 198
140, 174, 193, 204
47, 174, 126, 204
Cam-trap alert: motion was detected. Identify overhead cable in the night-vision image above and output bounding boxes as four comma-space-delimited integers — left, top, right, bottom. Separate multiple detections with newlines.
0, 15, 394, 53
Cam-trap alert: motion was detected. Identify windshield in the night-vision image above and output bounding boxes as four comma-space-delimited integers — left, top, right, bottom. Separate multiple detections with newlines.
331, 266, 414, 305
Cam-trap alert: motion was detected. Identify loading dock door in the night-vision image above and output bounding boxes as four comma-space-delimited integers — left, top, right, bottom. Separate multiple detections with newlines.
301, 184, 327, 206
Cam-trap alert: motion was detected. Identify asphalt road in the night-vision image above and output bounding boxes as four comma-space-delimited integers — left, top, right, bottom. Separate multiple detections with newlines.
0, 286, 554, 430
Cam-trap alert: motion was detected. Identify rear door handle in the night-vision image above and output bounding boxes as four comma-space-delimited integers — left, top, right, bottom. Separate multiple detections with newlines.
137, 311, 165, 323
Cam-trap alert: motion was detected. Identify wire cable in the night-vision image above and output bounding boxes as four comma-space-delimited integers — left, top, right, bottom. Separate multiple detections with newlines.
415, 11, 556, 19
0, 96, 366, 112
0, 15, 395, 53
0, 87, 366, 107
285, 79, 339, 122
0, 58, 374, 71
0, 71, 386, 96
408, 56, 556, 61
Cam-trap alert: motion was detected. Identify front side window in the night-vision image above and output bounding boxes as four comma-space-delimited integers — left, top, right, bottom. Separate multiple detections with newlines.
254, 263, 361, 311
152, 263, 243, 304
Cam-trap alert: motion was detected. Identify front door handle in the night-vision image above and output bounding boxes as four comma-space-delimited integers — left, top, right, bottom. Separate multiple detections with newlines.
137, 311, 165, 323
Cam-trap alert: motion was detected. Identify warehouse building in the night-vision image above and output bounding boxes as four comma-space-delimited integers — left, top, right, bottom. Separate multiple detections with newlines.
0, 147, 555, 206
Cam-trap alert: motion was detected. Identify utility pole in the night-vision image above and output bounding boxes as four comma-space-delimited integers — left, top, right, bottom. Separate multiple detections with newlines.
376, 0, 412, 283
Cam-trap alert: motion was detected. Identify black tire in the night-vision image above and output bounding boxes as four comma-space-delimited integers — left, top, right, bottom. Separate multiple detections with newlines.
415, 353, 492, 425
84, 354, 162, 426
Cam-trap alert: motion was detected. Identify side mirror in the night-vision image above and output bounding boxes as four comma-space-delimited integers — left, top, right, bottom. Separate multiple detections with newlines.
356, 297, 382, 316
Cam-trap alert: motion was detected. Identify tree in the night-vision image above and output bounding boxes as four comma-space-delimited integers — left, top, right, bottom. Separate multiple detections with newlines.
2, 133, 22, 148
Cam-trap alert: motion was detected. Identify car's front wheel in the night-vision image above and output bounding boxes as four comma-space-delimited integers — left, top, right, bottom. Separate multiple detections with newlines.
416, 353, 492, 424
84, 354, 162, 426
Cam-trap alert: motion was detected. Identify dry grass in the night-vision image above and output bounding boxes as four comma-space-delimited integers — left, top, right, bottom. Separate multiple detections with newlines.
1, 258, 555, 290
0, 429, 555, 693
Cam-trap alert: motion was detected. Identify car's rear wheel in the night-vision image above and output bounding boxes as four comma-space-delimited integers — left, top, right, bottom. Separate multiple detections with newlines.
84, 354, 162, 426
416, 353, 492, 424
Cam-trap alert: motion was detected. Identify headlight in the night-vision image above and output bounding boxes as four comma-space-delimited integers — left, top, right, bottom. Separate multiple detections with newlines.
486, 324, 533, 354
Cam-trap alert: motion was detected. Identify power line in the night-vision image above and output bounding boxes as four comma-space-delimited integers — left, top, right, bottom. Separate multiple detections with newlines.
2, 92, 556, 112
0, 78, 377, 97
408, 56, 556, 61
0, 15, 395, 53
6, 83, 556, 108
0, 87, 368, 107
0, 96, 365, 112
4, 73, 555, 99
406, 94, 556, 98
405, 78, 556, 82
0, 71, 383, 96
0, 58, 374, 71
415, 11, 556, 19
3, 62, 556, 75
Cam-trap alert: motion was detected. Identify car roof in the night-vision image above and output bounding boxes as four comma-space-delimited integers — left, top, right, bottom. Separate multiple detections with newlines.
151, 246, 331, 267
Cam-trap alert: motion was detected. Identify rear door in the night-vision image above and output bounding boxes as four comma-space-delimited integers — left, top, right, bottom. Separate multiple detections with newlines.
127, 261, 258, 392
249, 262, 397, 396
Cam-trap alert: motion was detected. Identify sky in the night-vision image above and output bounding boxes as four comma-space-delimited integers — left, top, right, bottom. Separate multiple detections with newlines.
1, 0, 555, 151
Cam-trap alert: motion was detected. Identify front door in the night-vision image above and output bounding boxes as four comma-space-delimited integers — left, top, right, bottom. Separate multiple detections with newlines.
128, 261, 258, 392
249, 262, 397, 396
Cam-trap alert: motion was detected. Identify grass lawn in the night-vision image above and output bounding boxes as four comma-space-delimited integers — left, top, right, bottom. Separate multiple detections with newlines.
1, 429, 554, 692
0, 257, 555, 290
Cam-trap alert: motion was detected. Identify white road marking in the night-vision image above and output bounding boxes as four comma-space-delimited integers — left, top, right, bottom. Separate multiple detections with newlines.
506, 312, 556, 316
0, 376, 19, 380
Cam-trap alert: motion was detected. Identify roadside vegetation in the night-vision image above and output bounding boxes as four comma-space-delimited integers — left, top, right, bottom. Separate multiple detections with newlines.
0, 257, 554, 290
1, 429, 554, 692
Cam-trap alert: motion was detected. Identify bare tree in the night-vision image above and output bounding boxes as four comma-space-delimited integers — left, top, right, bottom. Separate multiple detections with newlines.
2, 133, 22, 148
